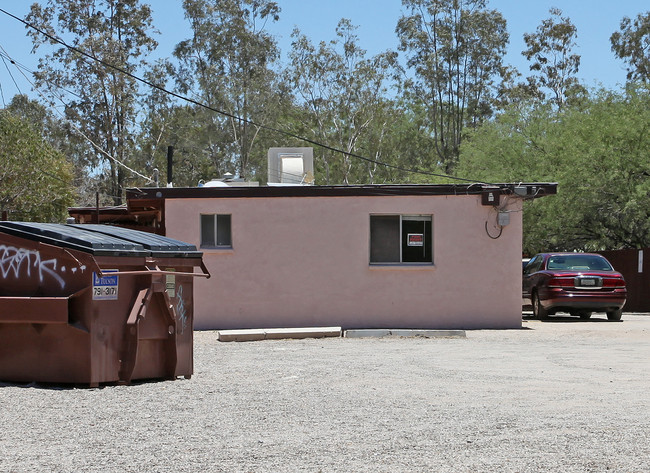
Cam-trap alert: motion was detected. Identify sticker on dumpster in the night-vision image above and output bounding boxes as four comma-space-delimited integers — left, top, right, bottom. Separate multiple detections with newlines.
165, 268, 176, 298
92, 270, 119, 300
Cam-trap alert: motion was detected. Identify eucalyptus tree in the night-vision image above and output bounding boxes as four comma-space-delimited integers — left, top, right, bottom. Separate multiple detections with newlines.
287, 19, 397, 185
137, 59, 235, 187
522, 8, 584, 107
610, 11, 650, 83
172, 0, 285, 181
396, 0, 509, 175
26, 0, 159, 205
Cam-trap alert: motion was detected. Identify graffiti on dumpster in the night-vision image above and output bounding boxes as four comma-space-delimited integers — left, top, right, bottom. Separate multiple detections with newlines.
176, 285, 188, 334
0, 245, 81, 289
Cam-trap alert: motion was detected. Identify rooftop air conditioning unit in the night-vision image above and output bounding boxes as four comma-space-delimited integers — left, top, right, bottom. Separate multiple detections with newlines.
268, 147, 314, 185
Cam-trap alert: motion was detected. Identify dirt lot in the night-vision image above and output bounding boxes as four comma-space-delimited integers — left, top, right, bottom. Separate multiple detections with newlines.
1, 313, 650, 472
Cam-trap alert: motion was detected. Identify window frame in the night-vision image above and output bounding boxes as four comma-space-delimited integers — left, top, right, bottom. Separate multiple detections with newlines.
369, 214, 433, 266
199, 213, 232, 249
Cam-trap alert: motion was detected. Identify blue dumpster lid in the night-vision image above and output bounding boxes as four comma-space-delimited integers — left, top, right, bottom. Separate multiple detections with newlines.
0, 222, 200, 258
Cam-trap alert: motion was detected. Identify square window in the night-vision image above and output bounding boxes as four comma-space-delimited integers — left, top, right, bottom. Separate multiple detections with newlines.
200, 214, 232, 248
370, 215, 432, 264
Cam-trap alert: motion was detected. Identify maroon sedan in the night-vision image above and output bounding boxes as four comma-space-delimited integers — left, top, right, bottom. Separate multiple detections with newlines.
523, 253, 627, 321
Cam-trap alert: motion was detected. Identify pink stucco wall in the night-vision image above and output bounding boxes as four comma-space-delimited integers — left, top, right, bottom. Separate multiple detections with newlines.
164, 193, 523, 330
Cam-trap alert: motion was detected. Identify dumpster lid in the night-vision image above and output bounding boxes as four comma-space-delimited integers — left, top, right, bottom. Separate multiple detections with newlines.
71, 224, 202, 258
0, 222, 148, 256
0, 222, 200, 258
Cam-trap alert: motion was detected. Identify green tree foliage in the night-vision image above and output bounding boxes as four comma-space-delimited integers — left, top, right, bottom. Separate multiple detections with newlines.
170, 0, 285, 181
353, 98, 414, 184
457, 85, 650, 253
494, 65, 545, 108
26, 0, 158, 205
610, 11, 650, 83
287, 20, 397, 184
396, 0, 509, 174
522, 8, 584, 107
0, 111, 75, 221
137, 58, 233, 187
373, 95, 450, 184
5, 94, 93, 203
138, 103, 221, 188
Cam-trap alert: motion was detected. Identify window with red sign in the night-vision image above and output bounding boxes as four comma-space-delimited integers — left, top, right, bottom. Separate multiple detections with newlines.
370, 215, 432, 264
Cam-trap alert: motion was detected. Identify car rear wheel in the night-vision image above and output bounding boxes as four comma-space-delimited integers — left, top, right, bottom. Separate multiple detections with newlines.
607, 309, 623, 321
532, 292, 549, 320
576, 311, 592, 320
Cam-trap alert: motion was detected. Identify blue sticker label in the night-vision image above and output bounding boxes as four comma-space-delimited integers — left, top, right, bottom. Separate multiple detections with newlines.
92, 270, 119, 300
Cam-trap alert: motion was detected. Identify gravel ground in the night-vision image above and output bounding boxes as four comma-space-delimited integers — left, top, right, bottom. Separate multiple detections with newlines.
1, 313, 650, 472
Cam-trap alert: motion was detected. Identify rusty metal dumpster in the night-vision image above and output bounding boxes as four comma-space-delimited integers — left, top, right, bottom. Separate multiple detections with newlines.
0, 222, 209, 386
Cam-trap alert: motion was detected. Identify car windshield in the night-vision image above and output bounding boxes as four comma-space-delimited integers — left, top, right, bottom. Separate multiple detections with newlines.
546, 255, 613, 271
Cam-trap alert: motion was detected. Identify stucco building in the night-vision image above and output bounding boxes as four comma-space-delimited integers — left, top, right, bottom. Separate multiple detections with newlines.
113, 183, 556, 330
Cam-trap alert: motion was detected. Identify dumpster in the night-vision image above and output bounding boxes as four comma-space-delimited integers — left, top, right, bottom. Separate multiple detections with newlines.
0, 222, 209, 386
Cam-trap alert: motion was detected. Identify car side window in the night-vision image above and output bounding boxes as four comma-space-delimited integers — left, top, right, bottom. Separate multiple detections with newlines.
524, 255, 542, 275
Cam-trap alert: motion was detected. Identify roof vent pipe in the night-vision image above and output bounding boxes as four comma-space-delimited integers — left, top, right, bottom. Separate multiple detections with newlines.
167, 146, 174, 188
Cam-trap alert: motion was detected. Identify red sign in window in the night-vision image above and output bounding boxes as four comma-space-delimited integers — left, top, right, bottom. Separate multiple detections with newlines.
407, 233, 424, 247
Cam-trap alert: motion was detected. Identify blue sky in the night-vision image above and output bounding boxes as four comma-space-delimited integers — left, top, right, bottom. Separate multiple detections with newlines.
0, 0, 648, 105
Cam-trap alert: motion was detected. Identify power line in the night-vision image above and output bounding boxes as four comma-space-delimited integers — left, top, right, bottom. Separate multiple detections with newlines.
0, 47, 142, 130
0, 52, 22, 98
0, 48, 85, 101
0, 72, 5, 106
0, 7, 494, 186
0, 46, 155, 185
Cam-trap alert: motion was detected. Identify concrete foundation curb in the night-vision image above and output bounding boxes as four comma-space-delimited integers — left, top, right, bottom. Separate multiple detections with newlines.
216, 327, 466, 342
344, 329, 466, 339
217, 327, 342, 342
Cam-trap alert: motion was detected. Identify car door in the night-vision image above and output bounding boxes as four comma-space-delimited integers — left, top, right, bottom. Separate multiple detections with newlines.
522, 255, 543, 304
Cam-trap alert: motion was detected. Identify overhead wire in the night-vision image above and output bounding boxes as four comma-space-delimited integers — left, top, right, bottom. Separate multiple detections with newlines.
0, 51, 22, 100
0, 7, 497, 186
0, 45, 155, 185
271, 168, 314, 183
0, 47, 149, 134
0, 47, 86, 101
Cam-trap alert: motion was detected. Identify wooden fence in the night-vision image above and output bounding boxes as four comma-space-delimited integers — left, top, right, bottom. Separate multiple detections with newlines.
598, 248, 649, 313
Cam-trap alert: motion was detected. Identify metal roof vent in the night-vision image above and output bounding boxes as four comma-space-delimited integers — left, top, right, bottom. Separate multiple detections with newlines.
268, 147, 314, 185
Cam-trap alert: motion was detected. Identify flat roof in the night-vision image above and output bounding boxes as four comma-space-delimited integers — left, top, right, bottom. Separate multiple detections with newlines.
126, 183, 557, 200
